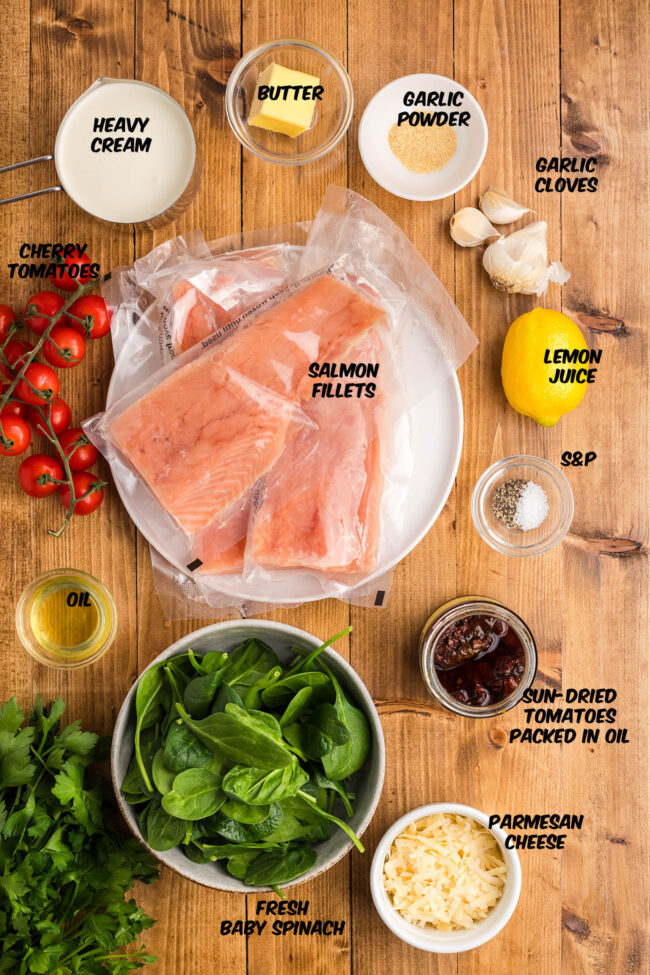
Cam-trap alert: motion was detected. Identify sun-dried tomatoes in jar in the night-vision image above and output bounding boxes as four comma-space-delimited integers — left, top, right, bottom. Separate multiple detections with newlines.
434, 613, 526, 708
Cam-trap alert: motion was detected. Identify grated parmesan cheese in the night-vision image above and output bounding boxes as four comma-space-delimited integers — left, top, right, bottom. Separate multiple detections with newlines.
382, 813, 507, 930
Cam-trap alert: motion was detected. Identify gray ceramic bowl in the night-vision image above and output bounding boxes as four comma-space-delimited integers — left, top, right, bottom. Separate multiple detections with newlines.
111, 620, 385, 892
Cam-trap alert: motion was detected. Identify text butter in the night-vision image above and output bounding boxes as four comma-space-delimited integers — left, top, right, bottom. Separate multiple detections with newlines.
248, 63, 322, 138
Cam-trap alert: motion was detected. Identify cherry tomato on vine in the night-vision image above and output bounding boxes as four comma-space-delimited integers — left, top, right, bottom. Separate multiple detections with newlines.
47, 248, 94, 292
27, 396, 71, 436
68, 295, 112, 339
24, 291, 67, 336
16, 362, 60, 406
43, 327, 86, 368
0, 363, 14, 381
0, 384, 27, 419
0, 416, 31, 456
18, 453, 64, 498
4, 339, 34, 370
58, 427, 99, 471
0, 305, 17, 342
59, 471, 104, 515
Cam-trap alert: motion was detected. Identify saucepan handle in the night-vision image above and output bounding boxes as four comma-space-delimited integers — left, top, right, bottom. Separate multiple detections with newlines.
0, 154, 61, 206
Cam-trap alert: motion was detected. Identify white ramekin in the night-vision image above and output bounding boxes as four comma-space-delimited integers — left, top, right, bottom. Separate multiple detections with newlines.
370, 802, 521, 953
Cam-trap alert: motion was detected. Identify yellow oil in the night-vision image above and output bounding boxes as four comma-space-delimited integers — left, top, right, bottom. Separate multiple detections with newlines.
18, 571, 116, 667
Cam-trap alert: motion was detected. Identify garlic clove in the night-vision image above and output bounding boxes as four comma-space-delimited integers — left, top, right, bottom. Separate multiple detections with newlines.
482, 222, 570, 296
449, 207, 500, 247
503, 220, 549, 264
479, 187, 531, 224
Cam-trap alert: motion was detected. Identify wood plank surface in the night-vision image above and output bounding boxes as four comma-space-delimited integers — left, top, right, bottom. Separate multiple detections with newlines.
0, 1, 647, 974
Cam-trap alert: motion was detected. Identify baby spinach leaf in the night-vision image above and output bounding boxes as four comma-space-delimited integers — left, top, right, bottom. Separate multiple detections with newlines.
220, 640, 280, 690
184, 842, 213, 864
312, 768, 354, 818
222, 762, 309, 805
226, 849, 262, 880
320, 666, 370, 781
263, 796, 330, 844
187, 649, 227, 675
196, 840, 281, 861
261, 672, 332, 709
296, 790, 364, 852
221, 797, 272, 824
183, 671, 224, 719
285, 626, 352, 676
176, 705, 293, 770
161, 770, 225, 821
243, 667, 283, 711
151, 749, 176, 795
211, 683, 244, 714
279, 686, 313, 728
244, 842, 317, 887
163, 720, 213, 773
211, 802, 284, 842
145, 799, 188, 851
308, 703, 350, 746
134, 666, 164, 791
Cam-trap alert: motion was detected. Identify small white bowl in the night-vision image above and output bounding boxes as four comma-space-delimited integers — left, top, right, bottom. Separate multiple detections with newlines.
358, 74, 487, 201
370, 802, 521, 952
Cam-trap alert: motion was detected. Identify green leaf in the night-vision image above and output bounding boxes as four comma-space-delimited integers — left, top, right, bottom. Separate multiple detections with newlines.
320, 667, 370, 781
176, 705, 293, 770
52, 761, 103, 831
222, 762, 309, 805
244, 842, 317, 887
209, 803, 284, 843
161, 770, 225, 821
55, 721, 99, 757
144, 799, 188, 851
134, 666, 164, 792
296, 790, 364, 852
183, 671, 224, 719
279, 686, 313, 728
151, 749, 176, 795
163, 720, 213, 773
0, 697, 24, 737
261, 672, 332, 709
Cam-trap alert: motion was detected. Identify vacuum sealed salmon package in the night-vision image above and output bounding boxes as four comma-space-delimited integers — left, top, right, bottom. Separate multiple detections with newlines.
88, 185, 476, 615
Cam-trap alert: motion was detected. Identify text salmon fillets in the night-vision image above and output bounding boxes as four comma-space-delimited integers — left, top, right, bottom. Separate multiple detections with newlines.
109, 275, 385, 542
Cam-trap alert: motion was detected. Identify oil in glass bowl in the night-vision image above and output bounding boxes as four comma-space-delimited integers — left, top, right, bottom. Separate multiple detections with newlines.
16, 569, 117, 669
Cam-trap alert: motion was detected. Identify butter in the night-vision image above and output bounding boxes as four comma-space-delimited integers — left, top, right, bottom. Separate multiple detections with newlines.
248, 62, 322, 138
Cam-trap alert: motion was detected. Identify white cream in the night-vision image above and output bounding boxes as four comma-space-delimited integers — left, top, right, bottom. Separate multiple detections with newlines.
55, 79, 196, 223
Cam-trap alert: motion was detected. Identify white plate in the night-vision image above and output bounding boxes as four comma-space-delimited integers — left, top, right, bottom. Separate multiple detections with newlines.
106, 312, 463, 606
358, 73, 488, 201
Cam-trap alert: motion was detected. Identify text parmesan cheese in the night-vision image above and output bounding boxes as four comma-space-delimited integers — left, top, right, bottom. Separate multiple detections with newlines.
382, 813, 507, 930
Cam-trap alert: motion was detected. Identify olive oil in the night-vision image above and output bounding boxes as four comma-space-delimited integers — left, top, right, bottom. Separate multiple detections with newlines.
16, 570, 117, 668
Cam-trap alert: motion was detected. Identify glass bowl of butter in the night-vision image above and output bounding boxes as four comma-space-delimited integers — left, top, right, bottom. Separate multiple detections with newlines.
226, 39, 353, 165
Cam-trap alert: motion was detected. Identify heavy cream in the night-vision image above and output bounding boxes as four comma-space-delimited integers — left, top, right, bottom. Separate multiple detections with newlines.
54, 79, 196, 223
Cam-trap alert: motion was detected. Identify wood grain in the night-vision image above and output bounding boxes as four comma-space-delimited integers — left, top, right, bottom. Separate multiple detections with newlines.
0, 0, 647, 973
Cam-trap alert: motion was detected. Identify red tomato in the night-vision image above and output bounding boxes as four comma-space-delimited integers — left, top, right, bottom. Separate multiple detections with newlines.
4, 339, 34, 370
0, 416, 31, 456
25, 291, 68, 336
18, 453, 64, 498
16, 362, 60, 405
47, 248, 94, 292
58, 427, 99, 471
0, 383, 27, 419
43, 327, 86, 368
59, 471, 104, 514
0, 363, 14, 381
28, 396, 71, 436
0, 305, 17, 342
68, 295, 112, 339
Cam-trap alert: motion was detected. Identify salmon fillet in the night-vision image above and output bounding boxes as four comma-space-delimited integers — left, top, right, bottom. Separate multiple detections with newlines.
109, 275, 384, 539
247, 330, 384, 574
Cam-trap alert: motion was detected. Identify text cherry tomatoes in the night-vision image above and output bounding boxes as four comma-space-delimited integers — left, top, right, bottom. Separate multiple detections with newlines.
0, 416, 31, 456
43, 327, 86, 368
18, 454, 64, 498
28, 396, 71, 436
59, 471, 104, 514
58, 427, 99, 471
25, 291, 67, 336
68, 295, 112, 339
4, 339, 34, 370
47, 247, 94, 292
16, 362, 60, 405
0, 305, 17, 342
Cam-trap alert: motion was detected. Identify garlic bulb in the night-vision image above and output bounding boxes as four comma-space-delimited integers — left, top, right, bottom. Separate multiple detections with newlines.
482, 221, 571, 295
479, 187, 531, 224
449, 207, 500, 247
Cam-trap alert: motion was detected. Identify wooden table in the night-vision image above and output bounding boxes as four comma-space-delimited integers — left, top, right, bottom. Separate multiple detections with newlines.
0, 1, 647, 972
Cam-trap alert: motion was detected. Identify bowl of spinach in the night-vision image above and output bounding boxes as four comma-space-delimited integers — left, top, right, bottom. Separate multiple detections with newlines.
111, 620, 385, 892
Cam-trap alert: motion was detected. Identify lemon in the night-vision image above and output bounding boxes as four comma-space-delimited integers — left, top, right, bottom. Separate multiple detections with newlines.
501, 308, 588, 426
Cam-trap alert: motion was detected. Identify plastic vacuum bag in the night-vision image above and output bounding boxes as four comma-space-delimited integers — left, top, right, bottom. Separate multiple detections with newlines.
89, 186, 476, 617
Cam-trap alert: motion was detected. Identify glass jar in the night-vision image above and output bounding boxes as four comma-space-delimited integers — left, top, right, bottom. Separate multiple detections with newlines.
419, 596, 537, 718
